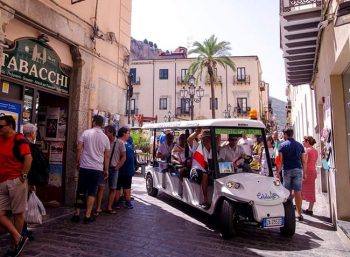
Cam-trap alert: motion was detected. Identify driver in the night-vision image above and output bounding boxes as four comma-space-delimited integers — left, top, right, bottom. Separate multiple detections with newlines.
219, 134, 246, 167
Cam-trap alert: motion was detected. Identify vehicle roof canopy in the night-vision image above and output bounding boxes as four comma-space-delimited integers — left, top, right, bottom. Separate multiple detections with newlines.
141, 118, 265, 130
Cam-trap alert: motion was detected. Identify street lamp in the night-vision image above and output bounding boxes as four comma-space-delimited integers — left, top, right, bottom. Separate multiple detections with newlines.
180, 75, 204, 120
164, 110, 175, 122
223, 104, 232, 118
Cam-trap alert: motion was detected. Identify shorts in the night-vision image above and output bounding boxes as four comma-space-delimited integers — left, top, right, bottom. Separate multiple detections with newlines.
0, 177, 28, 214
116, 175, 132, 190
108, 167, 119, 190
282, 168, 303, 192
97, 171, 106, 186
76, 168, 101, 197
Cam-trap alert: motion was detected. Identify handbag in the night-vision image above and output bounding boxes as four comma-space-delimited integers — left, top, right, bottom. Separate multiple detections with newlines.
25, 192, 46, 224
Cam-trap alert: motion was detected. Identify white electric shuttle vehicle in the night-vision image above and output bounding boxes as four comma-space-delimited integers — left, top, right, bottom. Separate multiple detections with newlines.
142, 119, 295, 238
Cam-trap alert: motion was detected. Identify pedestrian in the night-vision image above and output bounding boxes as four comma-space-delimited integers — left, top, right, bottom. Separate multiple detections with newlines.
0, 115, 32, 256
95, 125, 126, 214
277, 128, 307, 221
302, 136, 318, 215
260, 135, 275, 176
114, 127, 135, 209
22, 122, 48, 241
71, 115, 110, 224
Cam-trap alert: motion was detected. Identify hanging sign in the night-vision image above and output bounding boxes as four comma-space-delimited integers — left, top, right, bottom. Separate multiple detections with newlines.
1, 38, 70, 94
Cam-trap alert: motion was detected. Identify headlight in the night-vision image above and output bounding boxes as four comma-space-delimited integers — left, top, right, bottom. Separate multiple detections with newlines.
273, 179, 281, 186
226, 181, 241, 189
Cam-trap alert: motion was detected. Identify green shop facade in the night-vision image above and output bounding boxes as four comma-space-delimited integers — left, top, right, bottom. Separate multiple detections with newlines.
0, 38, 72, 205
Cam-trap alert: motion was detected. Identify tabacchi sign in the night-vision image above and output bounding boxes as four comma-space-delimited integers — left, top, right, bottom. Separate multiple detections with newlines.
1, 38, 70, 94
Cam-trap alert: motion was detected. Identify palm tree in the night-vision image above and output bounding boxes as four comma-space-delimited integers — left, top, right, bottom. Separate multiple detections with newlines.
188, 35, 235, 119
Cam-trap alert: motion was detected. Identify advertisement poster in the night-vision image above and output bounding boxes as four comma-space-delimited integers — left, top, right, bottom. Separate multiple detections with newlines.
0, 99, 22, 131
49, 164, 62, 187
46, 107, 59, 138
49, 141, 64, 164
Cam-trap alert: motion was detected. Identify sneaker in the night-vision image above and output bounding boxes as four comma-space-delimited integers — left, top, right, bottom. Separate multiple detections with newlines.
71, 214, 80, 223
12, 236, 28, 257
125, 201, 133, 209
83, 215, 95, 224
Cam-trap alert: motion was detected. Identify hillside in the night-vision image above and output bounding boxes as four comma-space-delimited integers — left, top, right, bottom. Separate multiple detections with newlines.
270, 97, 287, 132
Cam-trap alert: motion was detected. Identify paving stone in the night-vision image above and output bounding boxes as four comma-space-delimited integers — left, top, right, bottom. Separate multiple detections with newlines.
1, 176, 350, 256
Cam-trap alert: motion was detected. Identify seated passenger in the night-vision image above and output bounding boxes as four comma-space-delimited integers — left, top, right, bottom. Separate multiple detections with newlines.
187, 128, 202, 153
219, 134, 246, 167
250, 136, 264, 171
238, 134, 253, 156
191, 130, 212, 209
156, 133, 174, 172
171, 133, 189, 178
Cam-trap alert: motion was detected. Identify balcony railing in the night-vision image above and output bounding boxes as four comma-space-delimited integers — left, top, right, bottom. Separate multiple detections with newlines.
131, 77, 141, 85
233, 75, 250, 85
177, 76, 187, 85
234, 106, 251, 115
176, 106, 190, 115
205, 75, 222, 84
280, 0, 322, 13
126, 108, 138, 115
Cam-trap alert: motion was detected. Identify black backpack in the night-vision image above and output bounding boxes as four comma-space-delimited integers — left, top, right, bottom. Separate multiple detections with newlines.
13, 134, 49, 186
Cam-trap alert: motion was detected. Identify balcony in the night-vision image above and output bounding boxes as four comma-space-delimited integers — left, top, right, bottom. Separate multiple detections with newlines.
131, 76, 141, 85
233, 75, 250, 85
176, 106, 190, 115
280, 0, 322, 86
234, 106, 251, 116
125, 108, 139, 115
177, 76, 186, 85
205, 75, 222, 85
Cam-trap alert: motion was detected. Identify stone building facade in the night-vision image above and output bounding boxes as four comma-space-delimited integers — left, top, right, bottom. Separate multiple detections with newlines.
0, 0, 131, 205
130, 56, 271, 123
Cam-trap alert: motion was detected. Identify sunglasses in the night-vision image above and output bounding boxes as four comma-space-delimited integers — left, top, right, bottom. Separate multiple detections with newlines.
0, 124, 8, 129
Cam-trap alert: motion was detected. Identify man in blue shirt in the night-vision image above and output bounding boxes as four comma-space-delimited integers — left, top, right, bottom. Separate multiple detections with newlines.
278, 128, 306, 221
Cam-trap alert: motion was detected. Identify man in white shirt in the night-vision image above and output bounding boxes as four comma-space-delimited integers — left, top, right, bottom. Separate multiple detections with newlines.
237, 134, 253, 156
219, 135, 246, 165
71, 115, 110, 224
157, 133, 174, 171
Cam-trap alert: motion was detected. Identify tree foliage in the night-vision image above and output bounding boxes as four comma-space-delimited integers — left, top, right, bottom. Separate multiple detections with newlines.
188, 35, 236, 119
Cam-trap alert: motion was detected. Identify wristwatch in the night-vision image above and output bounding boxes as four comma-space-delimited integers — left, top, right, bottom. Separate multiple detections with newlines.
21, 173, 28, 180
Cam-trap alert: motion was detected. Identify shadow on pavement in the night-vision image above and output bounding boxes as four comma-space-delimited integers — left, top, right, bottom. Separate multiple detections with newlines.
155, 191, 322, 253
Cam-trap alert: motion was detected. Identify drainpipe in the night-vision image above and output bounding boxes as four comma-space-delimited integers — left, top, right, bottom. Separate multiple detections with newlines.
152, 60, 155, 117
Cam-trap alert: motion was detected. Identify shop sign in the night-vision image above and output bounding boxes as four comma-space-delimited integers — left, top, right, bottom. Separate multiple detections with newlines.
1, 38, 70, 94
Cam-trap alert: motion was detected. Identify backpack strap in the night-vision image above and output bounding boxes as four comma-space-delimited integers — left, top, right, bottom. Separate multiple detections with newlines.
13, 133, 30, 162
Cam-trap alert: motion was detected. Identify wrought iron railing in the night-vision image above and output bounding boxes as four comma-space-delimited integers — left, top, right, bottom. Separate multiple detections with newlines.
280, 0, 322, 13
131, 76, 141, 85
205, 75, 222, 84
233, 75, 250, 85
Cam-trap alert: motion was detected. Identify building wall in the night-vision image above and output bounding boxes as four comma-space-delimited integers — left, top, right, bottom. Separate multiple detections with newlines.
288, 84, 317, 142
0, 0, 131, 205
312, 0, 350, 220
131, 56, 269, 122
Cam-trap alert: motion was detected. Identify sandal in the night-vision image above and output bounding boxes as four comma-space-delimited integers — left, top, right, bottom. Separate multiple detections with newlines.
105, 209, 117, 214
95, 210, 102, 216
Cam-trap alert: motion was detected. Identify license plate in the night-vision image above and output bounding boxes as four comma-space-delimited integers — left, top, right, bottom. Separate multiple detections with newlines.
262, 217, 284, 227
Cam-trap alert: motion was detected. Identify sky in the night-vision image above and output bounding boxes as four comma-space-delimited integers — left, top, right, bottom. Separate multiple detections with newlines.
131, 0, 287, 102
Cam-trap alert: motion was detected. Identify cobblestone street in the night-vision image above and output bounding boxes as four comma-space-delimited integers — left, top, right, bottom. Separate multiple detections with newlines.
1, 175, 349, 257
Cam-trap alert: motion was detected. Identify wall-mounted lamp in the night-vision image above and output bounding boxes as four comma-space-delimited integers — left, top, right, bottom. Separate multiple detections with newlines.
38, 34, 49, 43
